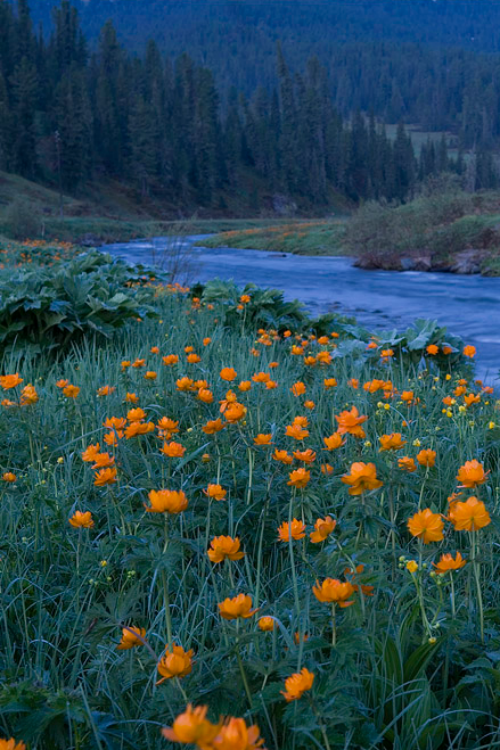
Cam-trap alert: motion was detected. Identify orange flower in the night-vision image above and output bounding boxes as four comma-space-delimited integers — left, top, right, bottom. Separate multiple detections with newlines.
144, 371, 157, 380
161, 705, 220, 747
321, 463, 334, 475
401, 390, 415, 404
285, 424, 309, 440
456, 460, 488, 489
203, 337, 212, 346
293, 448, 316, 464
238, 380, 252, 392
207, 536, 244, 563
212, 718, 266, 750
125, 392, 139, 403
324, 378, 338, 389
426, 344, 439, 355
218, 594, 258, 620
463, 345, 476, 358
464, 392, 480, 407
254, 434, 272, 446
94, 467, 117, 486
157, 417, 179, 438
407, 509, 444, 543
379, 433, 406, 451
176, 376, 195, 392
202, 418, 225, 434
104, 417, 127, 431
69, 510, 94, 528
398, 456, 417, 473
287, 468, 310, 488
277, 519, 306, 541
63, 384, 80, 398
116, 626, 147, 650
291, 382, 306, 396
433, 551, 467, 574
127, 407, 146, 422
281, 668, 315, 702
273, 449, 293, 465
132, 359, 145, 368
186, 353, 200, 364
56, 379, 69, 388
335, 405, 368, 438
20, 384, 38, 405
163, 354, 179, 366
145, 489, 188, 514
341, 462, 383, 496
323, 433, 345, 451
204, 484, 227, 501
449, 496, 491, 531
150, 346, 160, 354
252, 372, 270, 384
97, 385, 115, 396
0, 739, 26, 750
310, 516, 336, 543
125, 421, 155, 438
81, 443, 100, 462
121, 361, 131, 370
313, 578, 355, 606
0, 373, 23, 390
157, 643, 194, 684
161, 441, 186, 458
258, 616, 275, 632
304, 400, 315, 410
348, 378, 359, 389
91, 452, 115, 469
2, 472, 16, 483
104, 431, 120, 447
224, 402, 246, 423
417, 449, 436, 468
220, 367, 237, 381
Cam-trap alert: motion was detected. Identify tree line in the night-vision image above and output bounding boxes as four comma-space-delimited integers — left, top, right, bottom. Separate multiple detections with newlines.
0, 0, 495, 212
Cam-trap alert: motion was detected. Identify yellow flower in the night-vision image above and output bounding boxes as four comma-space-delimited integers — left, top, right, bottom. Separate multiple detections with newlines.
406, 560, 418, 573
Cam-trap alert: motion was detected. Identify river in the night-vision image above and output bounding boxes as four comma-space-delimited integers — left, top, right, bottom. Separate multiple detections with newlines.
102, 235, 500, 384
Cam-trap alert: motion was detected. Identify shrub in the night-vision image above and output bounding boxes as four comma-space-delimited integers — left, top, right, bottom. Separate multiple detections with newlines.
3, 198, 42, 240
0, 251, 160, 350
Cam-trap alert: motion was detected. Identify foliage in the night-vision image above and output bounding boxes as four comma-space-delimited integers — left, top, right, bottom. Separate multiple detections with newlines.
0, 250, 160, 350
0, 266, 497, 749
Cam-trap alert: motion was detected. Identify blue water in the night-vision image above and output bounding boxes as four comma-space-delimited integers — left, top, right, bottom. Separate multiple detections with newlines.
103, 236, 500, 383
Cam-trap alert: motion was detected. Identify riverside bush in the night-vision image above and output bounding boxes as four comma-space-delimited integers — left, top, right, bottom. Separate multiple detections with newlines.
0, 270, 499, 750
0, 251, 161, 350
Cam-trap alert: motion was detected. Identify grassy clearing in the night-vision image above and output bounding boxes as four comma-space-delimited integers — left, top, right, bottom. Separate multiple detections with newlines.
1, 243, 500, 749
197, 220, 349, 256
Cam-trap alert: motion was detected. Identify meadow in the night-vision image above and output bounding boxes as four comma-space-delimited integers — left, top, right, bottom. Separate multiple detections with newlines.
1, 242, 500, 750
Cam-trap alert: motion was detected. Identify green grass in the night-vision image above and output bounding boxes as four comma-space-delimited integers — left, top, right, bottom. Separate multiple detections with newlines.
196, 220, 349, 255
1, 245, 499, 749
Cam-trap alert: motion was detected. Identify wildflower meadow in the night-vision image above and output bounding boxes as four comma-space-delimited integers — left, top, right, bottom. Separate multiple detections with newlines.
1, 244, 500, 750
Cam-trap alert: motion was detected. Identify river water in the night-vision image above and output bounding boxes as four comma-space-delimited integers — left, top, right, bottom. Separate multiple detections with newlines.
103, 235, 500, 384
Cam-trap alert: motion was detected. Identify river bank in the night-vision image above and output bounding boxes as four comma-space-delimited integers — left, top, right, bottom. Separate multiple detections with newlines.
104, 237, 500, 382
